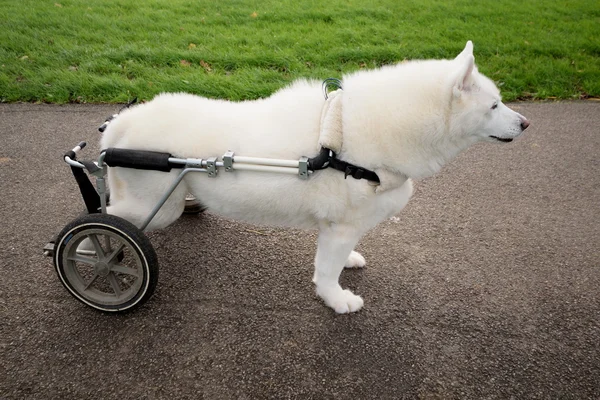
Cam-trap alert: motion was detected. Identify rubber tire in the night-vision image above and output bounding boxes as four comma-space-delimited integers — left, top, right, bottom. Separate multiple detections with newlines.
53, 213, 159, 312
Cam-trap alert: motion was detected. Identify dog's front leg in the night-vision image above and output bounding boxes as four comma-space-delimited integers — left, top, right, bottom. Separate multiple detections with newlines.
313, 222, 364, 314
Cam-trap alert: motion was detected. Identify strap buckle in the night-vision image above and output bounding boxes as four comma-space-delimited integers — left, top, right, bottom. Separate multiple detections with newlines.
344, 166, 364, 180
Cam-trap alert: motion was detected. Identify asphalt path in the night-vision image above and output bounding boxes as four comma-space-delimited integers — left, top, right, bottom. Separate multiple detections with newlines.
0, 102, 599, 399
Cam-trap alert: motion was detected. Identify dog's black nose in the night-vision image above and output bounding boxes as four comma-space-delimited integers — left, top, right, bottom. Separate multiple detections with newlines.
521, 119, 530, 130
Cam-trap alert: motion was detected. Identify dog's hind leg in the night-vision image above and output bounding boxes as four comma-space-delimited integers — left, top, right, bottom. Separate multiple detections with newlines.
313, 222, 364, 314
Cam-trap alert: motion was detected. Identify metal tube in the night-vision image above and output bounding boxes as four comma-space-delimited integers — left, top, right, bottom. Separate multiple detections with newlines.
232, 164, 299, 174
168, 157, 201, 165
139, 168, 206, 231
232, 156, 300, 168
64, 156, 86, 169
168, 155, 299, 169
168, 157, 226, 168
97, 177, 108, 213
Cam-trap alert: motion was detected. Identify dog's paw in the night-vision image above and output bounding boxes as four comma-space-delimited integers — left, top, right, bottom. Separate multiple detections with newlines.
344, 250, 366, 269
317, 285, 364, 314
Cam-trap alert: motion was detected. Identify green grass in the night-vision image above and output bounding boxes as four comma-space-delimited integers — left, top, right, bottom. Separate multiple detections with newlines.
1, 0, 598, 103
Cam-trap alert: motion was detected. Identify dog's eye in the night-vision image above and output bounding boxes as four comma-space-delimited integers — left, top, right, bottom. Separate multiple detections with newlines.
491, 102, 498, 110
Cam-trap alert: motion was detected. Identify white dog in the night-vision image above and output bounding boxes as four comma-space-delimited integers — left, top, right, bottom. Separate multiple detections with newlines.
99, 41, 529, 313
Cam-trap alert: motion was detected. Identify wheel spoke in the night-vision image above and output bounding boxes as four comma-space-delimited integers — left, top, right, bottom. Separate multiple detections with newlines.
87, 234, 106, 258
104, 235, 113, 254
107, 272, 122, 297
84, 274, 99, 290
67, 254, 98, 265
110, 264, 140, 278
104, 243, 126, 263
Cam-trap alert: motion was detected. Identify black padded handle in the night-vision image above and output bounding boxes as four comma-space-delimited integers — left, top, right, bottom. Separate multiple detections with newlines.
103, 148, 174, 172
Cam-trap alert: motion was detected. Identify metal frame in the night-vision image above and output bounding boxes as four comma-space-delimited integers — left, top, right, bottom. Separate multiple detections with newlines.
62, 142, 313, 234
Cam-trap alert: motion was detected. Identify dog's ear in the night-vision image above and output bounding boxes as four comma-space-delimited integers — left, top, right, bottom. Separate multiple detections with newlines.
455, 40, 474, 60
453, 53, 475, 97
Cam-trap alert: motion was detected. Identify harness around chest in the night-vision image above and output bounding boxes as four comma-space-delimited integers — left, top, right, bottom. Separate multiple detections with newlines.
308, 79, 380, 183
310, 79, 409, 192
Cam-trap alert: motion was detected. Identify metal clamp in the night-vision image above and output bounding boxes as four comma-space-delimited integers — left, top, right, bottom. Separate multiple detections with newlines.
223, 151, 234, 172
298, 157, 309, 179
206, 157, 218, 177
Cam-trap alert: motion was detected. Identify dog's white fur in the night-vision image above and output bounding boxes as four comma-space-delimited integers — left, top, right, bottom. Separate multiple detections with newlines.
98, 41, 528, 313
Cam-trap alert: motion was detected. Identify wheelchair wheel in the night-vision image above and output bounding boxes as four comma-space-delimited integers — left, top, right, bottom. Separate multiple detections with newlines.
53, 213, 159, 312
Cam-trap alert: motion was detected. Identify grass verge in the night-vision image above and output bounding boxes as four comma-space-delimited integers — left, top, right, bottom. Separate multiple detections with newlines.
1, 0, 598, 103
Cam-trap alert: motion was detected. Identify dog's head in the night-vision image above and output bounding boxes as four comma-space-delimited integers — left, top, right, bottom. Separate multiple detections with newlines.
450, 41, 529, 144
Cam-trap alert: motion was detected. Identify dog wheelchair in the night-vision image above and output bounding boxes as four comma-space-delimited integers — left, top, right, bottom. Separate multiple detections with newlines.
42, 140, 325, 312
43, 82, 384, 312
44, 140, 383, 313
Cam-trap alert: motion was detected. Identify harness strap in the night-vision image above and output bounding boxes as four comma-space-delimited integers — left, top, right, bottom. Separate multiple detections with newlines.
313, 78, 381, 184
308, 147, 380, 184
68, 164, 102, 214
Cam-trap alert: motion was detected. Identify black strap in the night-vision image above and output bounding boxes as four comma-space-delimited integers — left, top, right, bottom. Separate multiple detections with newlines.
69, 165, 102, 214
307, 147, 380, 183
329, 156, 380, 183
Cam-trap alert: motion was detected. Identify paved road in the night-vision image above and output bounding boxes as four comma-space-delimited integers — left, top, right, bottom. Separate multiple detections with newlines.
0, 102, 599, 399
